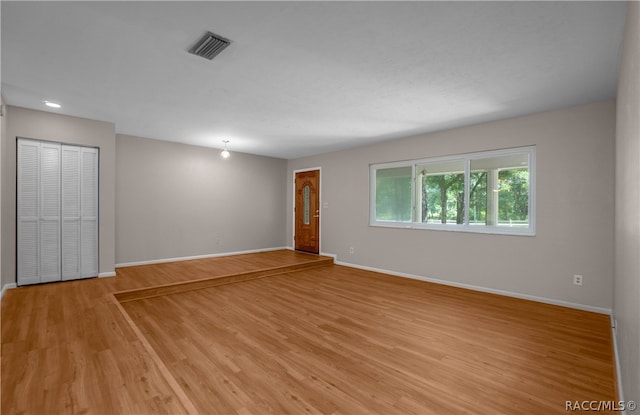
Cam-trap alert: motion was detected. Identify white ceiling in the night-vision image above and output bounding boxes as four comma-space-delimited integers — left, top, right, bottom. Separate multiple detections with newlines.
1, 1, 627, 159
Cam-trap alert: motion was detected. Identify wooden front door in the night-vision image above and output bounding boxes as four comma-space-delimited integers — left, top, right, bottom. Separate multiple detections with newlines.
295, 170, 320, 254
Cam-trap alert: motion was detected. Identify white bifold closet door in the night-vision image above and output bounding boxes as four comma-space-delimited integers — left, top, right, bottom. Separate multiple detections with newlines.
17, 139, 98, 286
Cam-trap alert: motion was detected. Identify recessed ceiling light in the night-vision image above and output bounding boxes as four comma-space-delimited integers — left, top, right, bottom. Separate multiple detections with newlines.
42, 100, 61, 109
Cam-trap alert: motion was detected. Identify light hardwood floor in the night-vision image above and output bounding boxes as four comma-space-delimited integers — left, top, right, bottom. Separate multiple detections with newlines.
2, 250, 616, 414
1, 250, 325, 414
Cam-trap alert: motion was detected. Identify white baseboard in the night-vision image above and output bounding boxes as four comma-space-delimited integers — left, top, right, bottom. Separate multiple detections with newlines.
286, 247, 338, 260
1, 283, 17, 302
98, 271, 116, 278
115, 247, 289, 268
116, 246, 611, 314
610, 315, 627, 415
334, 259, 612, 315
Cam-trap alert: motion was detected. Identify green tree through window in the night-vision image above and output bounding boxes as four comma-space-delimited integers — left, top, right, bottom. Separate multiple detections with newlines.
498, 168, 529, 224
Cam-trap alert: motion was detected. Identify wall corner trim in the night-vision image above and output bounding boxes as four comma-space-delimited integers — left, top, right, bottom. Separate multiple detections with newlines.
334, 258, 612, 315
610, 314, 627, 414
98, 272, 116, 278
1, 283, 17, 302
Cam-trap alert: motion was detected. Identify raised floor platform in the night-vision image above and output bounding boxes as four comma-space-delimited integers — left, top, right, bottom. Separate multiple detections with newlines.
1, 249, 334, 415
114, 251, 333, 302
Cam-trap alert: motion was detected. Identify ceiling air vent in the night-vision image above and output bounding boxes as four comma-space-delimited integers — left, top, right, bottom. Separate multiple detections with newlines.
188, 31, 231, 60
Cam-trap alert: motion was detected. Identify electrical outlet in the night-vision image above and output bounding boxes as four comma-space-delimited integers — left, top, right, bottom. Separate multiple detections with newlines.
573, 274, 583, 286
348, 246, 355, 254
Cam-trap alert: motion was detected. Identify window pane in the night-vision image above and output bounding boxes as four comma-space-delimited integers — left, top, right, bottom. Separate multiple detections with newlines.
469, 171, 488, 225
303, 185, 310, 225
498, 168, 529, 226
417, 160, 465, 225
376, 166, 412, 222
470, 154, 529, 228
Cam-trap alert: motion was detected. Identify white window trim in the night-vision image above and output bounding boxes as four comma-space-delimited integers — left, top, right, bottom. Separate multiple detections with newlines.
370, 146, 536, 236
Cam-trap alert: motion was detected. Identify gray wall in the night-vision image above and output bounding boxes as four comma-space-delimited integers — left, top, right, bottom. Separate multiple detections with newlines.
1, 106, 116, 285
288, 100, 616, 310
0, 97, 5, 288
614, 1, 640, 405
115, 134, 287, 265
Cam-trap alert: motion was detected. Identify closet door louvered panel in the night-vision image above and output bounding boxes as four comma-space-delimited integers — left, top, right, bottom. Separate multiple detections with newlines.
17, 139, 99, 285
39, 143, 61, 283
17, 140, 40, 285
80, 147, 98, 278
61, 146, 81, 280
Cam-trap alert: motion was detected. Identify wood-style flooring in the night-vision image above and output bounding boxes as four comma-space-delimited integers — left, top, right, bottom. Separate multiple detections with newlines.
1, 250, 616, 414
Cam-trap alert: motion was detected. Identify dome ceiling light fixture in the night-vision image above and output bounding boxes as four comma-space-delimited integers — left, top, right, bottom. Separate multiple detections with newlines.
221, 140, 231, 159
